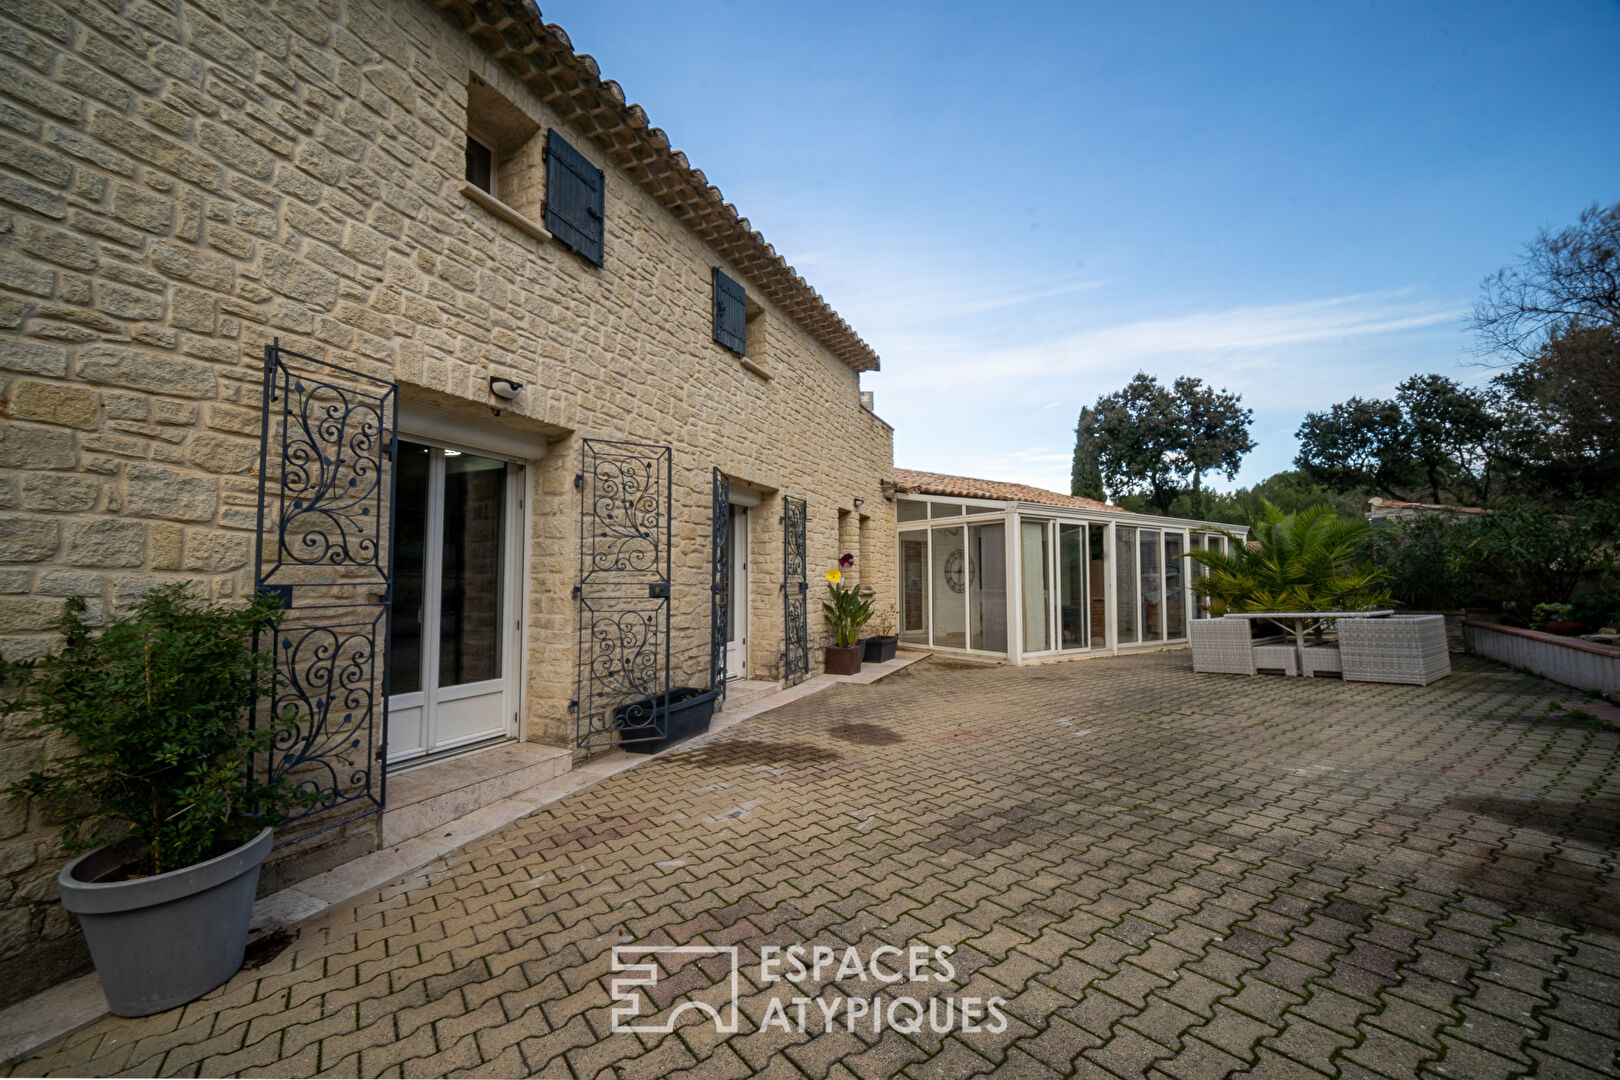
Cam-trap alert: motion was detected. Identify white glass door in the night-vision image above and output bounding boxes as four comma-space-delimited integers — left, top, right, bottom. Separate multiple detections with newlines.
388, 440, 520, 765
726, 505, 749, 678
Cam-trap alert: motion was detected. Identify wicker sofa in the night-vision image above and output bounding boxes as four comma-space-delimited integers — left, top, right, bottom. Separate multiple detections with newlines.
1338, 614, 1451, 685
1189, 617, 1297, 676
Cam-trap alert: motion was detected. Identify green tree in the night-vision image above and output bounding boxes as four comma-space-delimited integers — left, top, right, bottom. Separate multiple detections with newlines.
1473, 200, 1620, 497
1090, 373, 1256, 515
1394, 374, 1498, 504
1174, 375, 1256, 515
1070, 407, 1105, 501
1092, 374, 1182, 513
1294, 396, 1412, 498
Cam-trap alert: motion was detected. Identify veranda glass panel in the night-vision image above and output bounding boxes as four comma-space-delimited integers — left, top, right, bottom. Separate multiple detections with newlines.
1058, 524, 1086, 650
968, 523, 1008, 652
1089, 527, 1107, 647
1140, 529, 1162, 642
1115, 526, 1137, 643
899, 530, 929, 644
896, 499, 928, 523
388, 441, 432, 695
930, 503, 966, 518
1165, 533, 1186, 638
1020, 520, 1052, 652
438, 452, 506, 686
931, 525, 967, 648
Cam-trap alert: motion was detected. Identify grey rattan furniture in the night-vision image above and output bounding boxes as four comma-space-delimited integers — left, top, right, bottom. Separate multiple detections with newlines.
1189, 618, 1297, 676
1300, 644, 1342, 677
1338, 614, 1451, 685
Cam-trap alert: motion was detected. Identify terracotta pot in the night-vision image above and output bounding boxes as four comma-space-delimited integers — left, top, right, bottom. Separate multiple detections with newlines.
824, 645, 863, 675
1540, 620, 1583, 637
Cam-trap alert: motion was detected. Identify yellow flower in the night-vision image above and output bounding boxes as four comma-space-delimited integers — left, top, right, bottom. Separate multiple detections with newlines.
824, 568, 842, 584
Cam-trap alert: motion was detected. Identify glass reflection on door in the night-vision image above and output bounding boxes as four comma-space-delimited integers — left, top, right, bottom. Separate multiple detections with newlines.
1139, 529, 1163, 642
1115, 526, 1137, 643
1164, 533, 1185, 638
899, 530, 929, 644
930, 526, 966, 648
1020, 520, 1052, 653
1058, 524, 1086, 650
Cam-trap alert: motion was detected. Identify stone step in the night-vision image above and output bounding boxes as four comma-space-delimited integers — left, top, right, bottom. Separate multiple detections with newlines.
718, 679, 778, 712
381, 741, 572, 846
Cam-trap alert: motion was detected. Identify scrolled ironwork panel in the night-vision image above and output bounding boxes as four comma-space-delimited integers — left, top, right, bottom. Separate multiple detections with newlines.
576, 439, 673, 749
254, 341, 396, 845
263, 604, 385, 827
782, 495, 809, 684
710, 468, 729, 701
580, 440, 670, 584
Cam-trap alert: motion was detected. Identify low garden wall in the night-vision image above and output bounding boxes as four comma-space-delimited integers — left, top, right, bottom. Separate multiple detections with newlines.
1463, 619, 1620, 699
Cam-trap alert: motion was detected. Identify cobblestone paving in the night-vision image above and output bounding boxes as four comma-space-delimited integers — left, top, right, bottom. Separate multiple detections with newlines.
15, 653, 1620, 1079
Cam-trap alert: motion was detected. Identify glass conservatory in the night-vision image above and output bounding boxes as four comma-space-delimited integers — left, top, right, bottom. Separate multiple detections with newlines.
893, 482, 1245, 664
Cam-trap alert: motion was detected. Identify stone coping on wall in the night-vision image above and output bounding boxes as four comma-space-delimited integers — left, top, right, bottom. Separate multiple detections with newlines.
1462, 619, 1620, 659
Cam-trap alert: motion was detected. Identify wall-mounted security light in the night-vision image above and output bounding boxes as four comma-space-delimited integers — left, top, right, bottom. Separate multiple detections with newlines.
489, 376, 524, 400
853, 497, 865, 511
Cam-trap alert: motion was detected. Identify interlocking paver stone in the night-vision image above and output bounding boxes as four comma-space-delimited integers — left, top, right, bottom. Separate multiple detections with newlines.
11, 653, 1619, 1078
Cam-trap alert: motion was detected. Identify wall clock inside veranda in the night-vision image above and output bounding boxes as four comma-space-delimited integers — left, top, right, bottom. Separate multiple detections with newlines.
944, 550, 977, 594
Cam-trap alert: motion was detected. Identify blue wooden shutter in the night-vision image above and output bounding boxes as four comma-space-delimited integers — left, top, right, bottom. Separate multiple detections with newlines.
712, 268, 747, 355
544, 130, 605, 266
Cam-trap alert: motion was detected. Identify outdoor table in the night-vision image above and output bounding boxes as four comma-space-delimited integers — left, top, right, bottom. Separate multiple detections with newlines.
1221, 609, 1394, 677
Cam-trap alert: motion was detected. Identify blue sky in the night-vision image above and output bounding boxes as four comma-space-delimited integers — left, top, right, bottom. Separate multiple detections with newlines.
543, 1, 1620, 493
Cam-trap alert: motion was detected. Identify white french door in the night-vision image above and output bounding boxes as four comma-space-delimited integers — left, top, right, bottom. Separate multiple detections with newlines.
387, 440, 522, 765
726, 505, 749, 678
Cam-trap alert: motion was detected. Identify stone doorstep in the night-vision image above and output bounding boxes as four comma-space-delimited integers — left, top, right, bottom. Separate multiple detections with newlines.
0, 655, 927, 1062
380, 741, 572, 847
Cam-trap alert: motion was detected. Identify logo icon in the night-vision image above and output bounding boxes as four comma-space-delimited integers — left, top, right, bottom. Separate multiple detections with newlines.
609, 945, 741, 1034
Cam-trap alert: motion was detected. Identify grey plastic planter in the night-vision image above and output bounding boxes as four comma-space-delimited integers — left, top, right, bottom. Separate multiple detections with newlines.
58, 827, 272, 1016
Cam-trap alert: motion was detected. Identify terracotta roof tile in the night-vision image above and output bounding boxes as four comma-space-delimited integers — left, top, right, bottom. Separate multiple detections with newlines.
438, 0, 879, 373
893, 469, 1122, 512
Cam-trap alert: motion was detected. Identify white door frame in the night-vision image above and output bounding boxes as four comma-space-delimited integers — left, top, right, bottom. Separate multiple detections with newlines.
727, 504, 750, 679
387, 432, 531, 768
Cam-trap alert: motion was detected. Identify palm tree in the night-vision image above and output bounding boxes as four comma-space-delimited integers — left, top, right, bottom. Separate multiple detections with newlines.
1189, 502, 1391, 614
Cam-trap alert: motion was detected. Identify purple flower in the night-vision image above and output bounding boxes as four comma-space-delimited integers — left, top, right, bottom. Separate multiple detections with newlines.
839, 553, 855, 569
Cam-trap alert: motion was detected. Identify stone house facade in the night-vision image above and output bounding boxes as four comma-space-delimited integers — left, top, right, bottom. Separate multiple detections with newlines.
0, 0, 894, 1003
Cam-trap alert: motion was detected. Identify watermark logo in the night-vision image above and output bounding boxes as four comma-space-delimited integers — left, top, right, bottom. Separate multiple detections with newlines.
609, 945, 741, 1034
609, 944, 1008, 1037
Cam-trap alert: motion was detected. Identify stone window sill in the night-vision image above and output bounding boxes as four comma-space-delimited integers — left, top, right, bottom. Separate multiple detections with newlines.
740, 357, 771, 381
460, 181, 552, 244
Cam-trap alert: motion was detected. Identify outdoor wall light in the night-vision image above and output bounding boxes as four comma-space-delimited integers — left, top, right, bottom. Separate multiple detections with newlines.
853, 497, 865, 511
489, 376, 524, 400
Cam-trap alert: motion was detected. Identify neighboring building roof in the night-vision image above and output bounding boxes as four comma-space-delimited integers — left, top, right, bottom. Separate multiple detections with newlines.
1366, 497, 1490, 519
441, 1, 880, 373
893, 469, 1122, 512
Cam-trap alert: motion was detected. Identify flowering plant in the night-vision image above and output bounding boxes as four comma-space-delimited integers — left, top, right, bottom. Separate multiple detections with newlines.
870, 602, 897, 638
822, 553, 873, 647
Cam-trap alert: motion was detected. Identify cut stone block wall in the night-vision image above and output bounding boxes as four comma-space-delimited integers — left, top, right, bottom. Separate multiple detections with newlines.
0, 0, 894, 1004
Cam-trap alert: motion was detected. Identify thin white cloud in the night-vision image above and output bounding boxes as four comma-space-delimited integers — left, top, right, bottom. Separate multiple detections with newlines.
881, 290, 1464, 390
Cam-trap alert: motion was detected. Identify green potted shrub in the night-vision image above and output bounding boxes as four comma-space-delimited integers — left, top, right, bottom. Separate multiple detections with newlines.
863, 602, 899, 663
0, 585, 308, 1017
822, 554, 872, 675
1530, 602, 1582, 636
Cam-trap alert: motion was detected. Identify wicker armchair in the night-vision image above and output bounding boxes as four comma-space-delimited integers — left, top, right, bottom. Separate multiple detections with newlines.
1189, 618, 1297, 676
1338, 615, 1451, 685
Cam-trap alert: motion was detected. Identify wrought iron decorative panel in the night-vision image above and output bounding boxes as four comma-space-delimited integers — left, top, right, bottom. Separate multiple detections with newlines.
574, 440, 673, 748
254, 341, 397, 845
782, 495, 809, 684
710, 469, 729, 701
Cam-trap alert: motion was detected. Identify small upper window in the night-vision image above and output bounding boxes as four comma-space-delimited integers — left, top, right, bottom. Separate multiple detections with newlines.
465, 134, 495, 194
544, 130, 605, 267
929, 503, 967, 518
